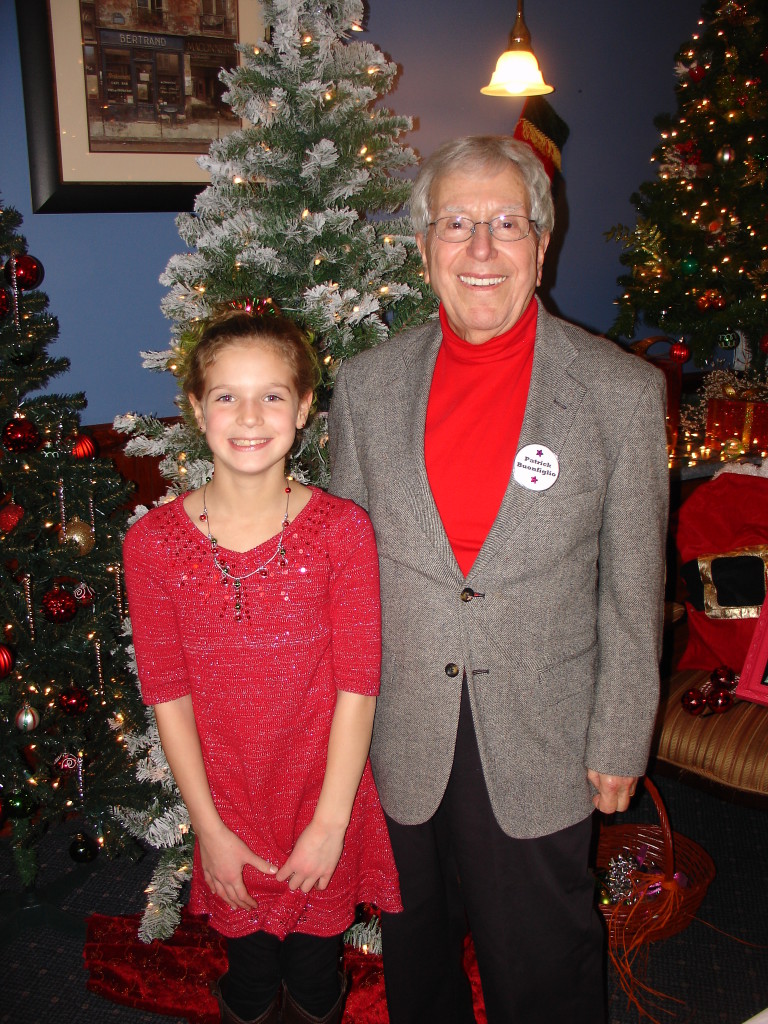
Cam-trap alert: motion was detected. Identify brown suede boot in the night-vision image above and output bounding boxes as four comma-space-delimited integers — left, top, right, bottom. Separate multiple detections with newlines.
210, 977, 281, 1024
281, 973, 348, 1024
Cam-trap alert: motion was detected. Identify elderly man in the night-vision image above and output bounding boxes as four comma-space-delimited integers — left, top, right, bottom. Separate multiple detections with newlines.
329, 136, 668, 1024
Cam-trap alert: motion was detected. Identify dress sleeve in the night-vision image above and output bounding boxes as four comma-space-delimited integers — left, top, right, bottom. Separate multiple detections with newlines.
123, 514, 192, 705
327, 501, 382, 696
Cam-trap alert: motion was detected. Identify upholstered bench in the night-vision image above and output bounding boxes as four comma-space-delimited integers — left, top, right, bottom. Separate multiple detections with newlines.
651, 667, 768, 806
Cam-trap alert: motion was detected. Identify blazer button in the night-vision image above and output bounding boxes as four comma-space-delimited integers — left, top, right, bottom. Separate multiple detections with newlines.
460, 587, 474, 602
445, 663, 460, 677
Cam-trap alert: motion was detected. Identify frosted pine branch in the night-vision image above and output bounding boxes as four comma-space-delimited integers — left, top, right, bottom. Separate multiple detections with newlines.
344, 917, 383, 956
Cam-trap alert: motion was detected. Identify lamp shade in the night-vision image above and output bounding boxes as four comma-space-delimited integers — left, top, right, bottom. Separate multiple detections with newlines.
481, 50, 553, 97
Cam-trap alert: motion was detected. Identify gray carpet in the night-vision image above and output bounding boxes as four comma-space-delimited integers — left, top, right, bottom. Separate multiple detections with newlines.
1, 776, 767, 1024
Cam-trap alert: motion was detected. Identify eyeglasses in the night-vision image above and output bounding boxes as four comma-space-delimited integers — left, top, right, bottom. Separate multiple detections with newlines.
429, 214, 535, 243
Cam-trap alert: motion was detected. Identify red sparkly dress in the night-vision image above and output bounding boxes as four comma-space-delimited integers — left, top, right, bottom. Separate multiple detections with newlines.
123, 487, 401, 939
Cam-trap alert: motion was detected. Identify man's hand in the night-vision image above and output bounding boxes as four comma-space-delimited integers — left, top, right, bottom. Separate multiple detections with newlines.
587, 770, 638, 814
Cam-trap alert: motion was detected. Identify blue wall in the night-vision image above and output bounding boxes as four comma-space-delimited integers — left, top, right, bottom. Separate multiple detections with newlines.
0, 0, 703, 424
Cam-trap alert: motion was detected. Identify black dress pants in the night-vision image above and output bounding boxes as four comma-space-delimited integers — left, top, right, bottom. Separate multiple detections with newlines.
380, 682, 606, 1024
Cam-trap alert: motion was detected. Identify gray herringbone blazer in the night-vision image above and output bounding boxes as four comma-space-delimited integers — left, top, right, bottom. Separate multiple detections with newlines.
328, 300, 669, 839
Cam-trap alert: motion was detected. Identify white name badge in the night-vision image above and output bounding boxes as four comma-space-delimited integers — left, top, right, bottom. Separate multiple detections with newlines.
513, 444, 560, 491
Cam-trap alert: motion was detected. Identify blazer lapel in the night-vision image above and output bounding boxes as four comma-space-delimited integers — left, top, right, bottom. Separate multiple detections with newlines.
471, 303, 587, 578
391, 322, 463, 579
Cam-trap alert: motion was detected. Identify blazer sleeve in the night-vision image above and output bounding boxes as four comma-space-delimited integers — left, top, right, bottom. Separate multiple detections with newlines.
586, 369, 669, 776
328, 360, 369, 511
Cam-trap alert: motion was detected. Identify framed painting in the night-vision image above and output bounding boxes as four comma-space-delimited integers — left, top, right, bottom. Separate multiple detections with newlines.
15, 0, 265, 213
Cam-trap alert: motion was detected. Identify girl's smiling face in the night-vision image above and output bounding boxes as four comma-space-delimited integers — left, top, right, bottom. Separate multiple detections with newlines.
189, 340, 312, 483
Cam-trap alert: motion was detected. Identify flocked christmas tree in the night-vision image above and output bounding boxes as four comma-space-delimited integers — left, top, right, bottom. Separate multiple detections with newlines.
112, 0, 434, 941
608, 0, 768, 379
0, 201, 155, 892
115, 0, 433, 493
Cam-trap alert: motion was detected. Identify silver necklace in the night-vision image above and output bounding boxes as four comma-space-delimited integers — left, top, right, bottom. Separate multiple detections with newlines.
200, 482, 291, 620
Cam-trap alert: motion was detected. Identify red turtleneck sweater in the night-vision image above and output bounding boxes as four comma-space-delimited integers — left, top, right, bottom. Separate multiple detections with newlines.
425, 299, 537, 576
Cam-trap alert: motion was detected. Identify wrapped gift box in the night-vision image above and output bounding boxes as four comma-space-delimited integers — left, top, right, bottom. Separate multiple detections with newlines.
705, 398, 768, 453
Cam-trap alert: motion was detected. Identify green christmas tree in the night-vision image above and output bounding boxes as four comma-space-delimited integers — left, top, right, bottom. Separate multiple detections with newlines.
113, 0, 432, 941
608, 0, 768, 376
0, 201, 154, 890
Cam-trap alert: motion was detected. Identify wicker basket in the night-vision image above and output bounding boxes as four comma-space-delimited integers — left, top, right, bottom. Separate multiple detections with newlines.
595, 777, 716, 946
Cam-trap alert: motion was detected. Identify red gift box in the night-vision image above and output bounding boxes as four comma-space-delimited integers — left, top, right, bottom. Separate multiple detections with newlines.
705, 398, 768, 454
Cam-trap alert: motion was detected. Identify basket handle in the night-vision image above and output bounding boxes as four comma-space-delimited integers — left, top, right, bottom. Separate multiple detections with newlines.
642, 777, 675, 881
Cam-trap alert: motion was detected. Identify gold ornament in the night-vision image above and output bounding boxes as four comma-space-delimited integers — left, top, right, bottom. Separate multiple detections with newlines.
723, 385, 738, 397
60, 516, 95, 556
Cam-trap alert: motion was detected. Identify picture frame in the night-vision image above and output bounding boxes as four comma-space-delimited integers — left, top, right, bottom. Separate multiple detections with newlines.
15, 0, 265, 214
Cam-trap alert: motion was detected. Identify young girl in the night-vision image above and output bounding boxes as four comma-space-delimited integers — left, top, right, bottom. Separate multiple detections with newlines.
123, 310, 401, 1024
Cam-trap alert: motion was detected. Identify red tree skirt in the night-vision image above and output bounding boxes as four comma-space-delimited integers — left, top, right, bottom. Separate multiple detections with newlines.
84, 909, 487, 1024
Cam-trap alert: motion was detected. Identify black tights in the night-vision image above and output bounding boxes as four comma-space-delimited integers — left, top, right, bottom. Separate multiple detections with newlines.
223, 930, 342, 1019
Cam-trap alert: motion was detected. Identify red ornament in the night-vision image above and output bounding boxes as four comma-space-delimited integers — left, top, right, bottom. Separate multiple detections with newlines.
0, 287, 10, 319
696, 289, 726, 312
54, 751, 80, 774
0, 501, 24, 532
688, 65, 706, 83
707, 219, 723, 235
759, 333, 768, 355
675, 140, 701, 165
41, 586, 78, 623
670, 340, 691, 364
711, 666, 736, 690
2, 417, 40, 453
3, 254, 44, 291
0, 643, 14, 678
22, 742, 38, 771
71, 435, 97, 459
681, 687, 707, 715
58, 686, 90, 714
707, 686, 734, 713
